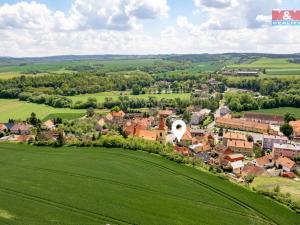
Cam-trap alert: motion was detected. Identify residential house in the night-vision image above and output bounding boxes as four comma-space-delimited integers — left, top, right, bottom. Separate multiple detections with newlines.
262, 134, 288, 150
272, 143, 300, 159
230, 160, 244, 175
136, 130, 157, 141
219, 106, 230, 117
275, 157, 296, 172
15, 135, 35, 143
253, 154, 273, 168
180, 129, 193, 146
0, 123, 7, 132
43, 120, 55, 130
227, 140, 253, 156
223, 131, 247, 146
95, 118, 107, 131
224, 153, 245, 162
189, 143, 211, 162
244, 112, 284, 125
242, 164, 265, 177
174, 146, 189, 156
10, 123, 31, 135
106, 110, 125, 121
216, 117, 269, 134
289, 120, 300, 139
191, 109, 211, 125
123, 117, 152, 136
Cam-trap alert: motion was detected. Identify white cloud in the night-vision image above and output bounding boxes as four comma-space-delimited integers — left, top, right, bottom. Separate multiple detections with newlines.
0, 0, 170, 31
126, 0, 169, 19
0, 0, 299, 56
193, 0, 281, 30
194, 0, 233, 9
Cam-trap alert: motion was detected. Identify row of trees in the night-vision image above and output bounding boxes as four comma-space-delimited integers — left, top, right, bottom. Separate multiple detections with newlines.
225, 91, 300, 112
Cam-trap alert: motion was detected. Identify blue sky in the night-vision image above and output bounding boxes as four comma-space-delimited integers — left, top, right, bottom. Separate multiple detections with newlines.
0, 0, 299, 56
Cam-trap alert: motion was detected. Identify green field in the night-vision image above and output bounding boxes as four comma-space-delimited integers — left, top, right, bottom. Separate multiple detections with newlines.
0, 143, 299, 225
244, 107, 300, 118
0, 59, 162, 73
0, 99, 85, 122
228, 57, 300, 76
251, 177, 300, 207
68, 92, 191, 103
42, 113, 86, 122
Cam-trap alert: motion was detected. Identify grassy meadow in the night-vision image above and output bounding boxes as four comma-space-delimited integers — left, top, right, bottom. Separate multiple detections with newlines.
0, 99, 85, 122
68, 91, 191, 103
251, 176, 300, 208
0, 143, 299, 225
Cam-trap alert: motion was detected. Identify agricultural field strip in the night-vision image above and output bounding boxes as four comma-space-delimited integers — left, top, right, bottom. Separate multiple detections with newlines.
113, 153, 276, 225
0, 187, 130, 225
0, 147, 274, 225
0, 159, 262, 221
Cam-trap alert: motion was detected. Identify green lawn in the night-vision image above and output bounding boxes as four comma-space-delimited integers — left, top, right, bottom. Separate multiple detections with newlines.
0, 99, 85, 122
251, 176, 300, 207
244, 107, 300, 118
68, 92, 191, 103
0, 143, 299, 225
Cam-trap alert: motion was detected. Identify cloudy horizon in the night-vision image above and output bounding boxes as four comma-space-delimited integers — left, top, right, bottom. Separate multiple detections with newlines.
0, 0, 300, 57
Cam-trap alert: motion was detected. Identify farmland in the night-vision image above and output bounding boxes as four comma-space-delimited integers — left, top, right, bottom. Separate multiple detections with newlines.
244, 107, 300, 118
68, 91, 191, 103
0, 143, 299, 225
227, 57, 300, 76
0, 99, 85, 121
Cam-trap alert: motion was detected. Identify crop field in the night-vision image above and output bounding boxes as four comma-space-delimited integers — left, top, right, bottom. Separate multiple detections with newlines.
0, 72, 46, 80
251, 177, 300, 208
245, 107, 300, 118
227, 57, 300, 76
0, 59, 164, 74
42, 113, 86, 122
0, 99, 85, 122
68, 92, 191, 103
0, 143, 299, 225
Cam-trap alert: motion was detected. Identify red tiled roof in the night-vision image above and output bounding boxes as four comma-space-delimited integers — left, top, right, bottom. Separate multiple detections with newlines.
227, 140, 253, 150
275, 157, 295, 170
225, 154, 244, 162
223, 132, 246, 140
244, 112, 284, 123
44, 120, 54, 128
174, 146, 189, 156
182, 130, 193, 141
255, 154, 273, 167
0, 123, 7, 130
110, 110, 125, 118
136, 130, 157, 141
11, 123, 30, 131
242, 165, 264, 177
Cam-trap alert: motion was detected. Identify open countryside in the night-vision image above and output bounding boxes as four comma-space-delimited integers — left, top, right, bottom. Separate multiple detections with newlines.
68, 92, 191, 103
0, 143, 298, 225
0, 99, 85, 121
1, 0, 300, 224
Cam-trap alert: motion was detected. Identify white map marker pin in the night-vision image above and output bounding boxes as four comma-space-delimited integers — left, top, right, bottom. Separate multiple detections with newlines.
172, 120, 187, 142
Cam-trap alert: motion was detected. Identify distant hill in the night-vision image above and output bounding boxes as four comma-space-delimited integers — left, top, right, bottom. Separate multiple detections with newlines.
1, 53, 300, 66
